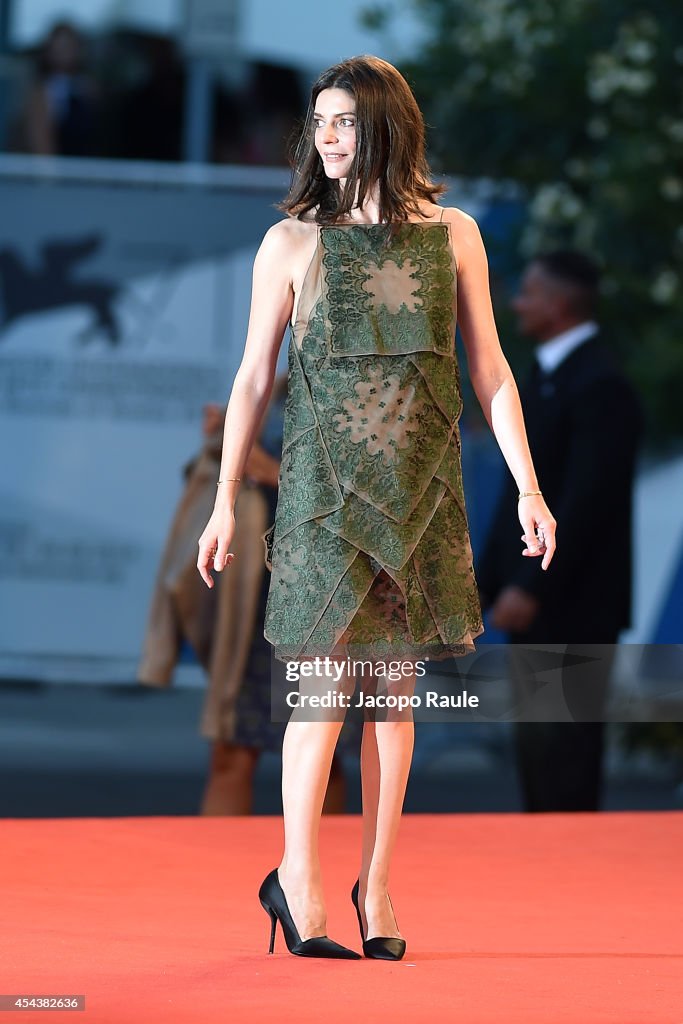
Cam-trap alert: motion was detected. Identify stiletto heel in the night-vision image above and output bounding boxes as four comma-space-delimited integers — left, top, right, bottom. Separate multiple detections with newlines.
261, 900, 277, 954
258, 869, 362, 959
351, 879, 407, 960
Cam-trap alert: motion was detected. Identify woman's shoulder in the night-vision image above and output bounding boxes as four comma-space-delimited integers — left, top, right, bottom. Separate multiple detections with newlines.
254, 216, 319, 283
260, 214, 318, 254
438, 206, 486, 272
411, 201, 481, 237
439, 205, 482, 237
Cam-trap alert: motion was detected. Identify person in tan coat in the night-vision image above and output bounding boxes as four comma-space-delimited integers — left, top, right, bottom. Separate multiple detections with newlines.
138, 373, 354, 814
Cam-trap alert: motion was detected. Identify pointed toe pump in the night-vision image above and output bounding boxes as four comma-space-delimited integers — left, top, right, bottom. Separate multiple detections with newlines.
259, 869, 362, 959
351, 879, 407, 961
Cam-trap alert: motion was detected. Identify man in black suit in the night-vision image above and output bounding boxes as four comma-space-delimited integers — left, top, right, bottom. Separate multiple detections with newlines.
476, 250, 643, 811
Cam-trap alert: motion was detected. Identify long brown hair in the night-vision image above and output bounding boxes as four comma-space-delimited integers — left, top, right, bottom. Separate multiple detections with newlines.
279, 55, 446, 224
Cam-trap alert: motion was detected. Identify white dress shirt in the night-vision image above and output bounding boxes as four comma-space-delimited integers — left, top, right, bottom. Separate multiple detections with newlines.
534, 320, 599, 374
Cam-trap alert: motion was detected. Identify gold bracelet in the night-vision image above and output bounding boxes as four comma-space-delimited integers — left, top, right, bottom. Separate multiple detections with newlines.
518, 490, 542, 500
217, 477, 241, 485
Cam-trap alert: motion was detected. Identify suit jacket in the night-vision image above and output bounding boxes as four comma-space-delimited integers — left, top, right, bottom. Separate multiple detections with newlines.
476, 333, 643, 640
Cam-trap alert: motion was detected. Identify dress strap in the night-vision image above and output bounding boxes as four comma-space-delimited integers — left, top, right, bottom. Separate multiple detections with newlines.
439, 206, 445, 222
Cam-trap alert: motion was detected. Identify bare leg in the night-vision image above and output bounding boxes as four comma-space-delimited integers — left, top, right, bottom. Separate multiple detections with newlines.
200, 741, 258, 816
357, 662, 416, 939
277, 658, 355, 940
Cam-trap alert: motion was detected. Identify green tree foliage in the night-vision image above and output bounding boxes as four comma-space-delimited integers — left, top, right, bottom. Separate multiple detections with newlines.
364, 0, 683, 442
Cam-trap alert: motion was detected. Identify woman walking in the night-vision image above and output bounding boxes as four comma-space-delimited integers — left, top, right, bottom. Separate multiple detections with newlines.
197, 55, 556, 960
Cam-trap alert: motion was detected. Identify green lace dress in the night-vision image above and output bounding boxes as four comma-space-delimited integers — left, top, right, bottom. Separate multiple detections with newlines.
262, 218, 485, 663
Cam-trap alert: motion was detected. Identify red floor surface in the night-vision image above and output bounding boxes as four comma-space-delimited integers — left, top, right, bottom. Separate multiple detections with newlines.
4, 812, 683, 1023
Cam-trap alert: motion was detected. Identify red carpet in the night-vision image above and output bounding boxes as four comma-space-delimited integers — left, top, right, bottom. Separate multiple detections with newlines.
4, 812, 682, 1023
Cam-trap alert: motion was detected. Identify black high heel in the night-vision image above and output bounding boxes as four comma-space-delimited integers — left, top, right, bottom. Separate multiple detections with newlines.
351, 879, 406, 961
259, 869, 362, 959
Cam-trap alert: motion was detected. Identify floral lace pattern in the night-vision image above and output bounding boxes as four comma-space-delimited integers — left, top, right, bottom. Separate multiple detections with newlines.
332, 365, 425, 465
321, 223, 456, 357
263, 222, 484, 662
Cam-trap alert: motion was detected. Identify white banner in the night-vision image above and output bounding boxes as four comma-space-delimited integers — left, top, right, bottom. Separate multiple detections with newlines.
0, 156, 289, 682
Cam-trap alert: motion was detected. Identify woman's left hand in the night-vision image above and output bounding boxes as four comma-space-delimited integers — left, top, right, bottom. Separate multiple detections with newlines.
518, 495, 556, 571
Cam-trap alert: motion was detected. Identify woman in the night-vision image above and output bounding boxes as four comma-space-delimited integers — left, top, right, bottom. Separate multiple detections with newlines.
139, 376, 357, 815
197, 379, 360, 816
197, 55, 556, 960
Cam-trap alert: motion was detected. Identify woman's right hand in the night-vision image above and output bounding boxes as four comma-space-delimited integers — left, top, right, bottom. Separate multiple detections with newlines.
197, 507, 236, 588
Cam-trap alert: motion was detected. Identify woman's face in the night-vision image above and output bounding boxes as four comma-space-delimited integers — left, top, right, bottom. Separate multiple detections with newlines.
313, 88, 357, 182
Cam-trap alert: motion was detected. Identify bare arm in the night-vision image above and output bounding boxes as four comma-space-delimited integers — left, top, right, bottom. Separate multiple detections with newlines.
196, 220, 294, 586
448, 208, 556, 570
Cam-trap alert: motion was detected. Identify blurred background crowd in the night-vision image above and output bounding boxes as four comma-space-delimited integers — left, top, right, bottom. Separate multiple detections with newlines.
0, 0, 682, 818
2, 1, 681, 430
1, 16, 303, 165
